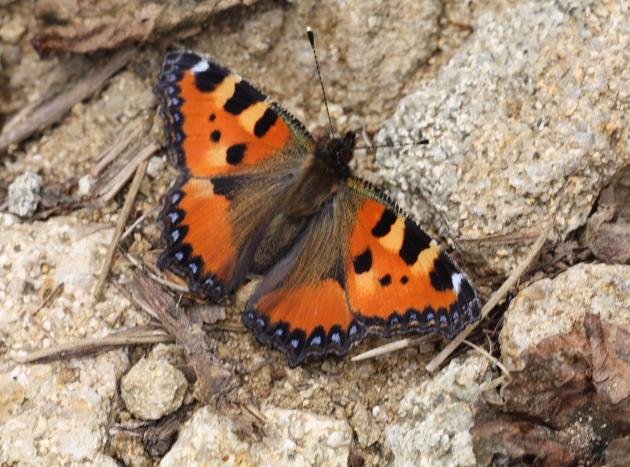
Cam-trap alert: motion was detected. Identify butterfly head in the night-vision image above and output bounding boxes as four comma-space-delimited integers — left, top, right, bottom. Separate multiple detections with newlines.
315, 131, 356, 175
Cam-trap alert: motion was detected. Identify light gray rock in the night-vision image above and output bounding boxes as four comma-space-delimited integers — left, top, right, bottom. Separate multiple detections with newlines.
0, 354, 127, 466
384, 355, 491, 467
500, 263, 630, 370
7, 171, 42, 217
146, 155, 165, 179
375, 0, 630, 274
121, 355, 188, 420
160, 406, 352, 467
0, 216, 135, 465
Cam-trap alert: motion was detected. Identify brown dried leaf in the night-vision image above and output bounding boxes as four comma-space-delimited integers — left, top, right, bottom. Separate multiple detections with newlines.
585, 313, 630, 429
473, 314, 630, 465
500, 328, 592, 428
32, 0, 253, 55
585, 166, 630, 264
605, 436, 630, 467
472, 406, 577, 466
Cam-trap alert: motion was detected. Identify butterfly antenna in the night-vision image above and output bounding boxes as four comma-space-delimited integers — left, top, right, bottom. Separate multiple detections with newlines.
307, 27, 335, 138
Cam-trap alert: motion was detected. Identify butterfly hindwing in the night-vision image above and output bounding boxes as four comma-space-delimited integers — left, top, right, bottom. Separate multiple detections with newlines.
243, 189, 367, 367
156, 51, 314, 298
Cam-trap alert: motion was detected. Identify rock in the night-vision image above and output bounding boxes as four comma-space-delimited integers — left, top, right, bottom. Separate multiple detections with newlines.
500, 263, 630, 369
0, 216, 136, 465
0, 354, 127, 466
121, 356, 188, 420
186, 0, 441, 132
350, 403, 380, 448
384, 355, 491, 467
77, 174, 93, 196
0, 16, 26, 44
7, 171, 42, 217
328, 0, 441, 129
375, 0, 630, 274
146, 155, 165, 179
160, 406, 353, 466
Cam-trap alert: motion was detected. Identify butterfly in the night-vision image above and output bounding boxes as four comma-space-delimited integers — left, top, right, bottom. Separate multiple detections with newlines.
154, 50, 481, 367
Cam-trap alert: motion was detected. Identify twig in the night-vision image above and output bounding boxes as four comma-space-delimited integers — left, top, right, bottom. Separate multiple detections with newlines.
93, 157, 149, 300
120, 206, 159, 241
13, 326, 171, 364
126, 270, 232, 402
91, 122, 145, 177
94, 142, 157, 204
351, 334, 434, 362
0, 47, 135, 153
462, 339, 511, 380
119, 248, 189, 293
32, 283, 64, 316
426, 220, 553, 373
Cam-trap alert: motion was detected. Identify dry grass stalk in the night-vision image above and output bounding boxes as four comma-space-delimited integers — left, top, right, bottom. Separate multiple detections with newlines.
13, 326, 170, 364
93, 157, 149, 300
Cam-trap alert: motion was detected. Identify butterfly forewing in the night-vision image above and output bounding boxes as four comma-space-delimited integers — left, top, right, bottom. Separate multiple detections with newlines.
345, 178, 480, 338
156, 51, 314, 298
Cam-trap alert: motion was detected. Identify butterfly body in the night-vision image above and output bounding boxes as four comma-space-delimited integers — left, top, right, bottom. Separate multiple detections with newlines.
156, 50, 481, 367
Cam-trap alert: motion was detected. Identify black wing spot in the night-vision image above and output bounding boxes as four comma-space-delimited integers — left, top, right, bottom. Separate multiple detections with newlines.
399, 219, 432, 265
379, 274, 392, 286
210, 130, 221, 142
254, 107, 278, 138
429, 252, 456, 291
224, 80, 264, 115
401, 275, 409, 284
226, 144, 247, 165
209, 113, 216, 121
194, 64, 228, 93
353, 248, 372, 274
372, 209, 397, 237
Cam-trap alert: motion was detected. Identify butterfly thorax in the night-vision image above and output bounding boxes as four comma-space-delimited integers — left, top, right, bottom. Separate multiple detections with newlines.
314, 131, 356, 178
283, 131, 356, 219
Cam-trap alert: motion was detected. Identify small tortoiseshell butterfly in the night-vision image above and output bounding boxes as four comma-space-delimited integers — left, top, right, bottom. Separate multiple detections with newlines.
155, 50, 481, 367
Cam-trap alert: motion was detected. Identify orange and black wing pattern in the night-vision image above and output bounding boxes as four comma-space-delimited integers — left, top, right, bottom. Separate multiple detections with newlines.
345, 179, 480, 339
242, 181, 480, 366
242, 193, 367, 367
155, 51, 313, 299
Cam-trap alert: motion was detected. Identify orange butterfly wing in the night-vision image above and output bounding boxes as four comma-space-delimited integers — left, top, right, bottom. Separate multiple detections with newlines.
345, 180, 480, 338
243, 181, 480, 366
155, 51, 313, 298
242, 195, 367, 367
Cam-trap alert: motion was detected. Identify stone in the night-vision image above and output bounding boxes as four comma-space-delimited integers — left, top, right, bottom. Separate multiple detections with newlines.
350, 403, 380, 448
121, 356, 188, 420
77, 174, 93, 196
146, 155, 165, 179
384, 355, 491, 467
0, 16, 26, 44
7, 171, 42, 217
375, 0, 630, 274
500, 263, 630, 369
0, 354, 127, 466
0, 216, 137, 465
160, 406, 352, 466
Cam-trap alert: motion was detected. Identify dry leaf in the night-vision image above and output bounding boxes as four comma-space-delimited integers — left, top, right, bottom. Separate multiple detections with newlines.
32, 0, 253, 55
472, 314, 630, 465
